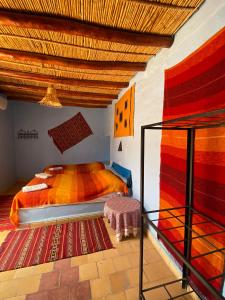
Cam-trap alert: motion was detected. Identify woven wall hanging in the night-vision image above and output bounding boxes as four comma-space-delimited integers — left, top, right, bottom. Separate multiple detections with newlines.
48, 112, 93, 153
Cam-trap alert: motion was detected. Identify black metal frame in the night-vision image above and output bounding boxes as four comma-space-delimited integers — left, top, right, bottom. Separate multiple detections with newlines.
139, 108, 225, 300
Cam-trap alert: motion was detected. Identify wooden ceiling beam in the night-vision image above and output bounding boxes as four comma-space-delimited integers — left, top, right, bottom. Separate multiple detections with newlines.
0, 58, 133, 79
0, 48, 146, 72
0, 82, 117, 99
127, 0, 196, 11
0, 10, 174, 48
0, 83, 114, 101
6, 95, 108, 108
0, 67, 127, 89
4, 91, 111, 105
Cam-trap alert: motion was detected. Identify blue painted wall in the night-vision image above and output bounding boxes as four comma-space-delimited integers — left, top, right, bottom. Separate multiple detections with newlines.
12, 102, 110, 180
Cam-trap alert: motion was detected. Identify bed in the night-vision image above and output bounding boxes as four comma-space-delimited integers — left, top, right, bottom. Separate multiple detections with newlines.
44, 161, 105, 175
10, 162, 132, 226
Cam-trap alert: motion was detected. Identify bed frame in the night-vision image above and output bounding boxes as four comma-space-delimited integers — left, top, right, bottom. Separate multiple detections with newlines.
19, 194, 114, 225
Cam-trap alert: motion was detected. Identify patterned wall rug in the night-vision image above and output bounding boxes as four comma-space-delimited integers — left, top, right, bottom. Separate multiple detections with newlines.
0, 217, 112, 271
48, 112, 93, 153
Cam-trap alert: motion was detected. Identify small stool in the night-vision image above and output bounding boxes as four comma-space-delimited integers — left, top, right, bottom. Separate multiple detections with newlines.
104, 196, 140, 241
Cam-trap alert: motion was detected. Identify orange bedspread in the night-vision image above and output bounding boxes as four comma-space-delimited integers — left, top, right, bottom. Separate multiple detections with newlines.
44, 161, 105, 175
10, 170, 128, 226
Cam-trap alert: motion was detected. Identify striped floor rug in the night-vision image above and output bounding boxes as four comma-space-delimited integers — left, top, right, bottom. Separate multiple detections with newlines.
0, 217, 112, 271
0, 196, 15, 232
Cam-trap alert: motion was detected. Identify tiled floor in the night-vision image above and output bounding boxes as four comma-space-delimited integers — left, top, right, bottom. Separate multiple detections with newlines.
0, 218, 196, 300
0, 185, 195, 300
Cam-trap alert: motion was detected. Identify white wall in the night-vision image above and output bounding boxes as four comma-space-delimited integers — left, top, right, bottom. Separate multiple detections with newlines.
106, 0, 225, 212
12, 102, 110, 180
0, 102, 16, 192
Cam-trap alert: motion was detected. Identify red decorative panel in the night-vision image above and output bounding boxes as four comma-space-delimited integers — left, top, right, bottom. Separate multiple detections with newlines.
159, 28, 225, 299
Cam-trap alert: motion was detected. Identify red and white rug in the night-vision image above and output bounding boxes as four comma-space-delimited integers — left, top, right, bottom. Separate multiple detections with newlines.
0, 217, 112, 271
0, 196, 15, 232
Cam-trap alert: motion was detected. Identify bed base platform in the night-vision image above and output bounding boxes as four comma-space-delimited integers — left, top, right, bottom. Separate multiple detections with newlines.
19, 201, 105, 224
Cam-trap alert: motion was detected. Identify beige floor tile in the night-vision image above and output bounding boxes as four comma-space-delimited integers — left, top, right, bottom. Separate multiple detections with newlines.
143, 277, 193, 298
0, 270, 15, 282
127, 251, 143, 268
144, 248, 162, 264
79, 262, 98, 281
14, 262, 54, 279
112, 255, 131, 272
88, 251, 104, 263
144, 287, 169, 300
0, 280, 18, 300
143, 238, 154, 250
90, 276, 111, 298
143, 278, 176, 296
177, 295, 195, 300
127, 267, 147, 287
166, 281, 194, 299
129, 239, 140, 251
125, 286, 139, 300
106, 291, 127, 300
71, 255, 88, 266
143, 279, 166, 289
14, 266, 35, 278
16, 274, 41, 296
144, 261, 174, 282
4, 296, 26, 300
97, 258, 115, 277
32, 262, 54, 274
117, 242, 134, 255
109, 271, 129, 293
103, 248, 119, 259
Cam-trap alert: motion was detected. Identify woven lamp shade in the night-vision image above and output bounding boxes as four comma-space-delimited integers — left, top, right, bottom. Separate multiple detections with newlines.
39, 86, 62, 108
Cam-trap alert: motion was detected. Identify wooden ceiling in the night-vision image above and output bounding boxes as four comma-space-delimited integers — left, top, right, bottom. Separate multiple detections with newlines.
0, 0, 205, 108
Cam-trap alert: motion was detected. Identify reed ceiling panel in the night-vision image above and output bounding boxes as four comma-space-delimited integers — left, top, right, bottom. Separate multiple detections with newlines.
0, 27, 159, 56
0, 0, 203, 33
0, 0, 205, 107
0, 33, 156, 62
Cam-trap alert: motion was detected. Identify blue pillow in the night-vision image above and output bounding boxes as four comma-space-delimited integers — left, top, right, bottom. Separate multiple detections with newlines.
111, 162, 132, 188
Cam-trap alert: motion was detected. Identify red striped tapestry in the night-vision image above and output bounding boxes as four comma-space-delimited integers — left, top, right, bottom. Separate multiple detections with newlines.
159, 28, 225, 299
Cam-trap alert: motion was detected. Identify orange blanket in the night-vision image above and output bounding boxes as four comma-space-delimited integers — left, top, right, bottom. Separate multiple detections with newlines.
10, 170, 128, 226
44, 162, 105, 175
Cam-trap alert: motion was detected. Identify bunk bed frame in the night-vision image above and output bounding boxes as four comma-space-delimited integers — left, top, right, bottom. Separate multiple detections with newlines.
139, 107, 225, 300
